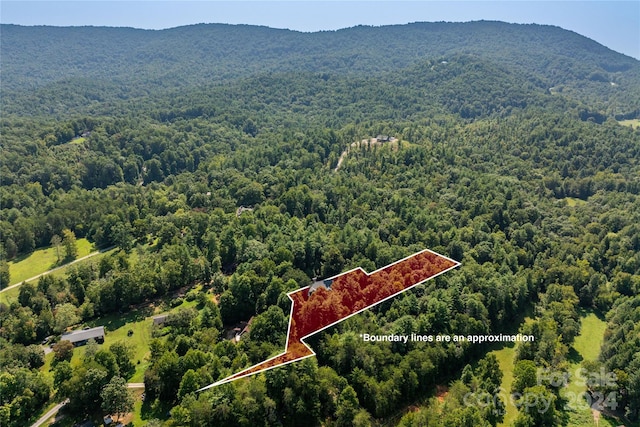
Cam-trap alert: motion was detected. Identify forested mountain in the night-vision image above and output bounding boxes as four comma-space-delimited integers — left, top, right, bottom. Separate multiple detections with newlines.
1, 21, 639, 116
1, 21, 640, 427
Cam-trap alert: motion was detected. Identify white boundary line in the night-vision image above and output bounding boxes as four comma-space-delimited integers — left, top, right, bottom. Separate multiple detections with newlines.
199, 248, 460, 391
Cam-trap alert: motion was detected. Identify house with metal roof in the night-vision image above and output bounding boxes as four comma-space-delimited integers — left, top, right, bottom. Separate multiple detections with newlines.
61, 326, 105, 346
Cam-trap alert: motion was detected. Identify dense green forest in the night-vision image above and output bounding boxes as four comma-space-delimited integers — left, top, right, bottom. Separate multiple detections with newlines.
1, 21, 639, 426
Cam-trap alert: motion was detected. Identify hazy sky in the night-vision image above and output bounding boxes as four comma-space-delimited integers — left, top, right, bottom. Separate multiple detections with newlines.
2, 1, 639, 59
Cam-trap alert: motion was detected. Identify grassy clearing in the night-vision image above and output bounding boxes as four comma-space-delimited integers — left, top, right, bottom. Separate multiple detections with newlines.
562, 310, 620, 427
100, 311, 154, 383
490, 306, 534, 427
1, 247, 116, 306
67, 306, 157, 383
564, 197, 587, 207
571, 311, 606, 362
619, 119, 640, 129
8, 238, 93, 285
491, 343, 518, 427
121, 389, 146, 425
493, 311, 614, 427
0, 286, 20, 305
67, 292, 205, 383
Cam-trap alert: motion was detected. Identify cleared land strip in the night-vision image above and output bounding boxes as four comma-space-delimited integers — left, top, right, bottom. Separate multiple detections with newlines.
1, 246, 115, 293
334, 137, 396, 172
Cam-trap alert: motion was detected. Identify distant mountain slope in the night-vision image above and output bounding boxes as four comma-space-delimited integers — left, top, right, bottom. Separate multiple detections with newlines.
1, 21, 638, 116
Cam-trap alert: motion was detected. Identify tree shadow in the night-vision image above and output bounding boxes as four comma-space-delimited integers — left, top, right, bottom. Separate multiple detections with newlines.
568, 347, 583, 364
140, 397, 172, 422
87, 306, 155, 332
556, 397, 572, 427
48, 258, 67, 271
576, 307, 607, 322
9, 251, 35, 264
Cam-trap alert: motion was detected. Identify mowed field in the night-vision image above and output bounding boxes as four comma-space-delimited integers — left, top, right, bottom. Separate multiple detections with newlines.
68, 289, 205, 383
492, 344, 518, 427
1, 242, 116, 306
8, 238, 93, 285
71, 307, 156, 383
562, 311, 619, 427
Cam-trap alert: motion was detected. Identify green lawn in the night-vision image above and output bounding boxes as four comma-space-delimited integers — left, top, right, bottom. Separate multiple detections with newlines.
571, 311, 606, 362
73, 306, 157, 383
1, 245, 116, 306
69, 292, 205, 383
489, 307, 535, 427
562, 311, 620, 427
492, 311, 616, 427
100, 312, 154, 383
619, 119, 640, 129
0, 286, 20, 305
491, 344, 518, 427
8, 238, 93, 285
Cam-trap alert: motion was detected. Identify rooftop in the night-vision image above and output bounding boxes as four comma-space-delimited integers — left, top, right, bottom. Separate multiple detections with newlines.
61, 326, 105, 343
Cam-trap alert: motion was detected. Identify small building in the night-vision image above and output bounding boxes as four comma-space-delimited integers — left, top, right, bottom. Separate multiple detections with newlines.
232, 317, 254, 342
309, 278, 334, 295
236, 206, 253, 217
61, 326, 105, 346
152, 314, 169, 326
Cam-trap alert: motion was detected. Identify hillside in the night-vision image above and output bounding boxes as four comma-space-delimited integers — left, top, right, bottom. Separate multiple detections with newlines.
1, 21, 639, 117
1, 21, 639, 427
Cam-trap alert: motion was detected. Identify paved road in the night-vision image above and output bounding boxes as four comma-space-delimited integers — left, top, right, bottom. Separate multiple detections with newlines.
31, 399, 69, 427
1, 246, 114, 293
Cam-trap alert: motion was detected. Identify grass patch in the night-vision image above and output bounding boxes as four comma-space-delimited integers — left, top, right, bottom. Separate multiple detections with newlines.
562, 310, 620, 427
123, 389, 148, 425
563, 197, 587, 207
491, 343, 518, 427
0, 286, 20, 305
490, 306, 534, 427
41, 351, 56, 382
619, 119, 640, 129
67, 295, 204, 383
571, 311, 606, 362
8, 238, 94, 285
1, 246, 116, 306
81, 306, 156, 382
